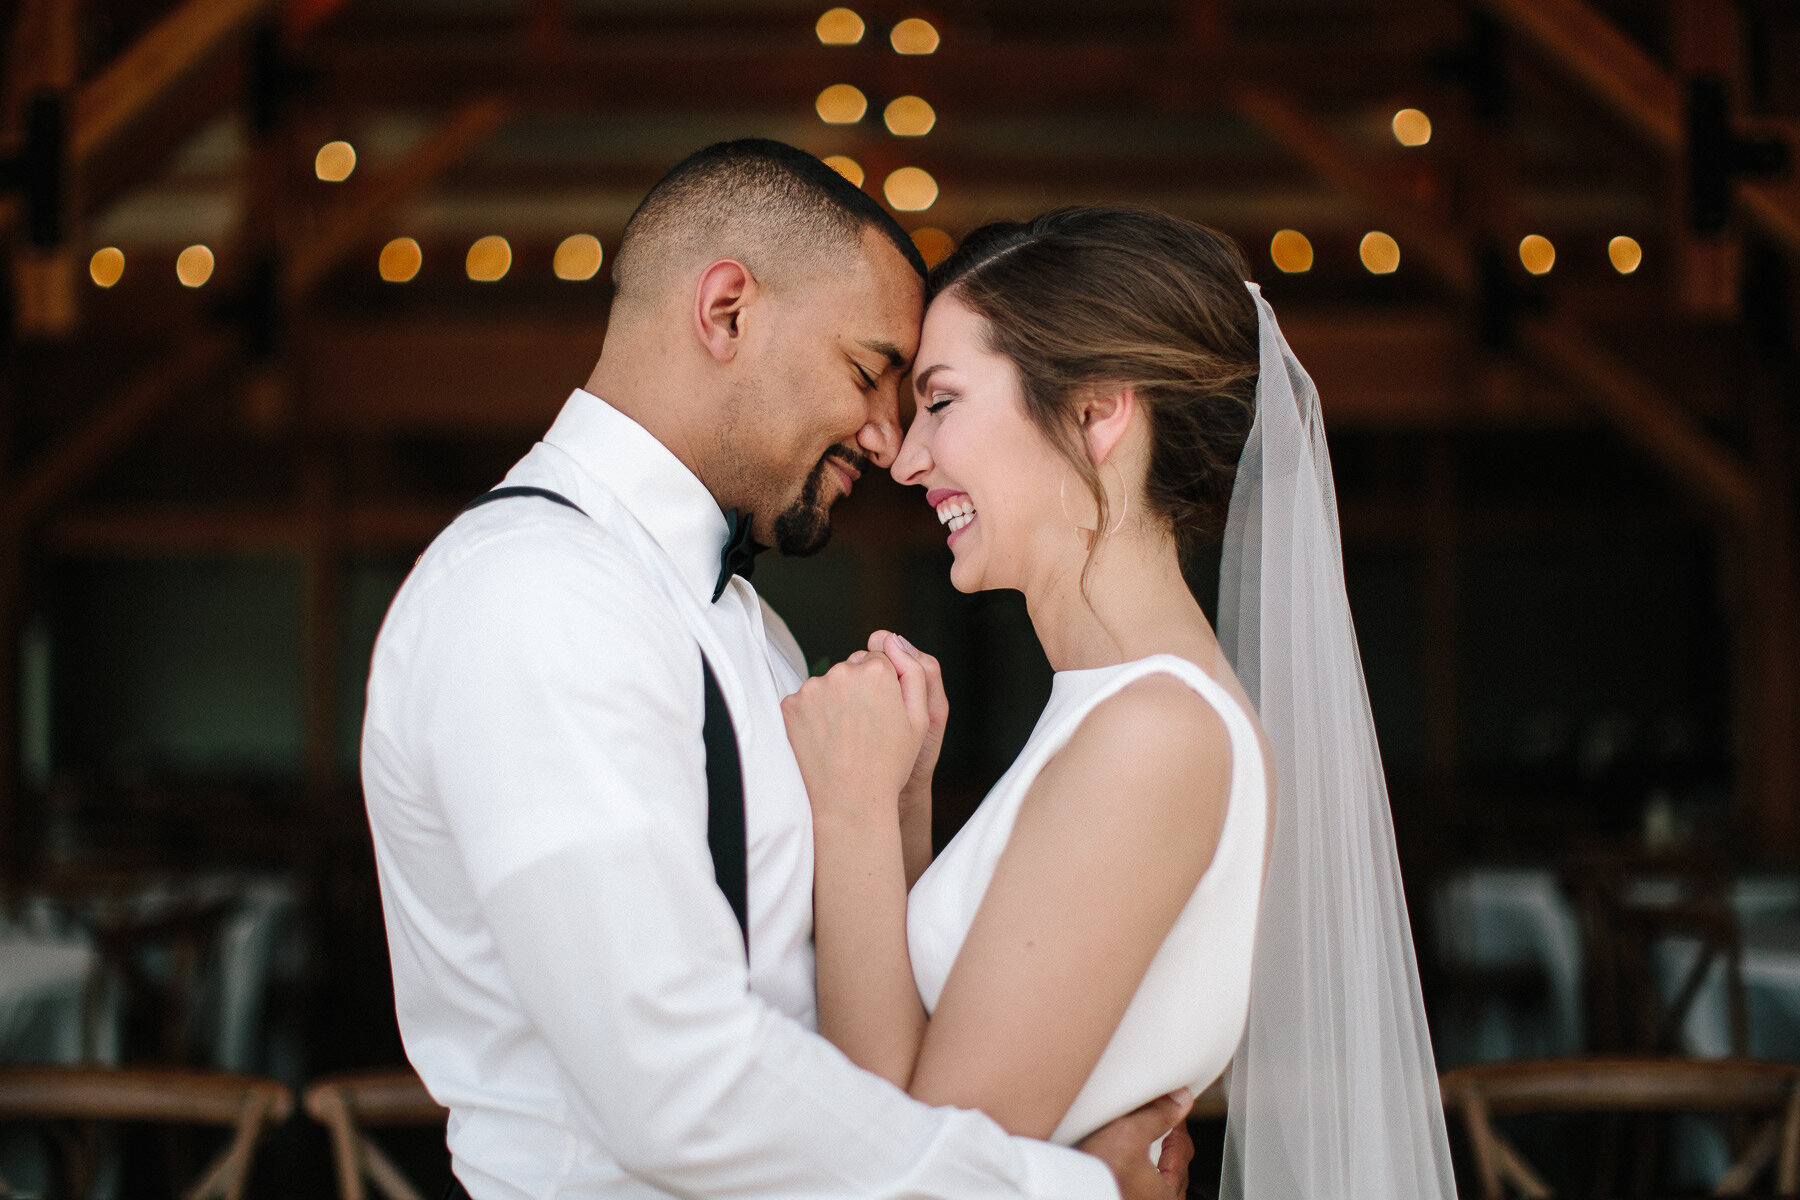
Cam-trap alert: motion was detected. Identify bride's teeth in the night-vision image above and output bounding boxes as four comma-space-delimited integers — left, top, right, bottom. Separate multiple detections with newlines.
934, 497, 976, 527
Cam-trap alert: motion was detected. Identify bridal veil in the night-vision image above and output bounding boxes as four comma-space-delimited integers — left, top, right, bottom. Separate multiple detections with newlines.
1217, 282, 1458, 1200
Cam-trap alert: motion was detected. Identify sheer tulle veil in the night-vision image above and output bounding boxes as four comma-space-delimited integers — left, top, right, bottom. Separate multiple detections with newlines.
1217, 282, 1458, 1200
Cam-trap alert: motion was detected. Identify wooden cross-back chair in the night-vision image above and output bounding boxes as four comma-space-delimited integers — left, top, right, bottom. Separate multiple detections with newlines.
0, 1066, 293, 1200
304, 1068, 449, 1200
1442, 1058, 1800, 1200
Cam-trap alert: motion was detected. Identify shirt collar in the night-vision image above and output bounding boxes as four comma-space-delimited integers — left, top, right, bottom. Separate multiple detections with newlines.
543, 388, 731, 605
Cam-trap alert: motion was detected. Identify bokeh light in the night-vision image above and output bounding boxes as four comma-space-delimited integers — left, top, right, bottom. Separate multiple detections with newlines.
884, 96, 936, 137
823, 155, 865, 187
815, 7, 865, 44
315, 140, 357, 182
1609, 235, 1643, 275
911, 227, 954, 267
1360, 231, 1400, 274
176, 245, 215, 288
89, 247, 125, 288
884, 167, 938, 211
554, 234, 604, 281
1519, 234, 1556, 276
1391, 109, 1432, 147
466, 235, 512, 282
816, 84, 869, 124
1270, 229, 1314, 273
890, 18, 939, 54
380, 237, 423, 283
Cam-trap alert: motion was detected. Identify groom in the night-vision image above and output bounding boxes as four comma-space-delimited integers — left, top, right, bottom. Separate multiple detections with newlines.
360, 139, 1191, 1200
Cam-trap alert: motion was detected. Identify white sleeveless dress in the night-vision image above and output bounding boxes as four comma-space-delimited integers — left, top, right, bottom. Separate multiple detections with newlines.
907, 653, 1268, 1146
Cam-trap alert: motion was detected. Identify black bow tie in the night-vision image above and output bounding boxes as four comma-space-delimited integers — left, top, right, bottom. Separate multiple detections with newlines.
713, 507, 765, 602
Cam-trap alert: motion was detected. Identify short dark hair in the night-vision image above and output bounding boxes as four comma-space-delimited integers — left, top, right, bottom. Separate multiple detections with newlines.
611, 138, 926, 308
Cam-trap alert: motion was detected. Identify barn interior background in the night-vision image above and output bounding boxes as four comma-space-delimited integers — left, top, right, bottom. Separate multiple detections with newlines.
0, 0, 1798, 1196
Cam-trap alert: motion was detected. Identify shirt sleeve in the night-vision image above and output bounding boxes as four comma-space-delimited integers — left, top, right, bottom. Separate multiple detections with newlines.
406, 523, 1120, 1200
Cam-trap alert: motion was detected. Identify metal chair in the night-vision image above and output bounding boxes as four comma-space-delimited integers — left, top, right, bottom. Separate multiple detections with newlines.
1442, 1057, 1800, 1199
303, 1068, 448, 1200
0, 1066, 293, 1200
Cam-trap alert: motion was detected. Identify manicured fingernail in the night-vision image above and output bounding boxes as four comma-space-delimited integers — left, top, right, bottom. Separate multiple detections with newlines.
894, 634, 920, 659
1175, 1088, 1194, 1111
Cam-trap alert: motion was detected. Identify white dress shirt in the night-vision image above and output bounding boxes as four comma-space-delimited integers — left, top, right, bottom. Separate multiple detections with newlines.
361, 389, 1119, 1200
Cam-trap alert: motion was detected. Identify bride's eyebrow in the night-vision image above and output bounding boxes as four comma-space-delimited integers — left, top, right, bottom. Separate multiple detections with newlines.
913, 363, 948, 392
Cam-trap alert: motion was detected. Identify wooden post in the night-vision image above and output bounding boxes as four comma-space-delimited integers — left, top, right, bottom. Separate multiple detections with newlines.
1737, 384, 1800, 859
1422, 438, 1461, 804
1672, 0, 1745, 319
7, 0, 79, 339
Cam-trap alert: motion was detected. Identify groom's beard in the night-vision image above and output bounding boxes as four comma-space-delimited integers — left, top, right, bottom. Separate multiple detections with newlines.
773, 445, 868, 557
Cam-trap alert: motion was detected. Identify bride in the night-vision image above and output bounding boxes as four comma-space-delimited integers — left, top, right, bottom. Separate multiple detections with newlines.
781, 206, 1457, 1200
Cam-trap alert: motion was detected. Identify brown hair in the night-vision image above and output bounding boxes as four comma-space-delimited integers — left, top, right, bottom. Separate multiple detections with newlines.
929, 207, 1260, 576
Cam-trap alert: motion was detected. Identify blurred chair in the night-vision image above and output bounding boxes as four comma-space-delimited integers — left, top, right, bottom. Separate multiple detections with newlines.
0, 1066, 292, 1200
1563, 853, 1749, 1056
304, 1068, 448, 1200
1441, 1057, 1800, 1199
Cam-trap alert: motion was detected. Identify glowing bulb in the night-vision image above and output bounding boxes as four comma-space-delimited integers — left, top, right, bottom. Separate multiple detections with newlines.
1391, 109, 1432, 147
466, 235, 512, 282
884, 167, 938, 212
1270, 229, 1313, 274
823, 155, 865, 187
1360, 231, 1400, 274
911, 227, 954, 267
1519, 234, 1555, 275
89, 247, 125, 288
884, 95, 936, 137
1609, 235, 1643, 275
816, 7, 865, 44
815, 83, 868, 125
176, 244, 215, 287
890, 17, 939, 54
554, 234, 604, 281
315, 140, 356, 181
380, 237, 422, 283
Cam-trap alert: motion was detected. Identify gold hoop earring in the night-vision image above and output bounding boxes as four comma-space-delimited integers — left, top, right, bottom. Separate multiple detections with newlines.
1058, 462, 1129, 539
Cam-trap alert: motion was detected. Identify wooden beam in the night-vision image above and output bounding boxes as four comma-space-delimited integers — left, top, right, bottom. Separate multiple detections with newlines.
44, 500, 455, 555
284, 97, 510, 300
71, 0, 269, 165
1237, 87, 1758, 525
1483, 0, 1800, 253
7, 334, 234, 527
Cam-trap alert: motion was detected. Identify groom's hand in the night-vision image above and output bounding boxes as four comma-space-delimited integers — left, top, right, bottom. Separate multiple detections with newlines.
1077, 1089, 1195, 1200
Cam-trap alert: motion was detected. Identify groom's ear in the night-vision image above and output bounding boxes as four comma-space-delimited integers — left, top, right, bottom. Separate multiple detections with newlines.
693, 259, 756, 364
1080, 385, 1136, 465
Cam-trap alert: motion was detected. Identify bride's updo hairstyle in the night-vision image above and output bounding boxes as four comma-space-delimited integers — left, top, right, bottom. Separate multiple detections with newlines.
928, 206, 1260, 566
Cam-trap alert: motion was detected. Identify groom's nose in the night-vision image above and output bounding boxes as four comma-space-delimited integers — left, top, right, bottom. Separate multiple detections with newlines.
857, 408, 902, 469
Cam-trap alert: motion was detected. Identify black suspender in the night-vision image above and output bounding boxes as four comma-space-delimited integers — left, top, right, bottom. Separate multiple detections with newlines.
452, 487, 751, 957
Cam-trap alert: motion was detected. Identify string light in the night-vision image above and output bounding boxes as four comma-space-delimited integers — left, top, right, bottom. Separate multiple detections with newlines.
380, 237, 422, 282
884, 96, 936, 137
1391, 109, 1432, 147
554, 234, 604, 281
911, 227, 954, 267
89, 247, 125, 287
884, 167, 938, 211
1518, 234, 1556, 275
823, 155, 865, 186
1270, 229, 1313, 273
1609, 235, 1643, 275
176, 245, 215, 287
1360, 232, 1400, 274
816, 84, 868, 124
466, 235, 512, 282
890, 17, 939, 54
816, 7, 865, 44
315, 140, 356, 181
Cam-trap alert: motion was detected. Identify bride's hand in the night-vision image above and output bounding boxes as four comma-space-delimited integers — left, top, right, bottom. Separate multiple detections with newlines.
781, 649, 928, 823
866, 631, 949, 799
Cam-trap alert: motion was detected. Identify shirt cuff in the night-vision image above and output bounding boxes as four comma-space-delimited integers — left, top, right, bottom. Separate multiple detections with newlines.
1014, 1139, 1121, 1200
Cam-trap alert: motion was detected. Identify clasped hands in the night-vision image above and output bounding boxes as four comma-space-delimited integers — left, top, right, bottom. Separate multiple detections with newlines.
780, 632, 1198, 1200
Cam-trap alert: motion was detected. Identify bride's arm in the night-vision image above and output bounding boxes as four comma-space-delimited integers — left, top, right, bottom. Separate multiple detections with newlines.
783, 645, 934, 1088
910, 675, 1231, 1139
